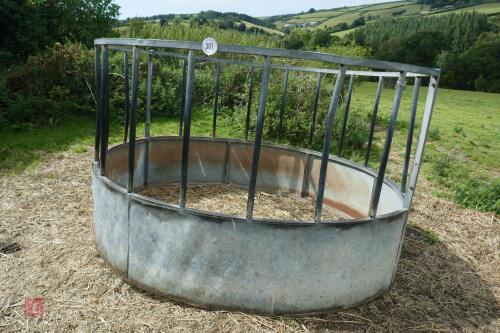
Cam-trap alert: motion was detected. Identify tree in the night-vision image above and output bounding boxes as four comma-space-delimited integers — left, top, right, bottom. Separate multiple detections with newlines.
375, 31, 448, 67
128, 18, 145, 36
0, 0, 119, 63
237, 23, 247, 32
283, 30, 306, 49
310, 30, 332, 47
308, 8, 316, 13
351, 16, 365, 28
350, 13, 492, 53
452, 33, 500, 92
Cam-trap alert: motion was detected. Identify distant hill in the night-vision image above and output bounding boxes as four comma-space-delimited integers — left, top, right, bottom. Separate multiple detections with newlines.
269, 1, 500, 35
116, 1, 500, 39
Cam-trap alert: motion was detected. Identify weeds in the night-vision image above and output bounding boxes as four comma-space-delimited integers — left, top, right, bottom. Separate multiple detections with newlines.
428, 127, 441, 141
427, 151, 500, 214
408, 222, 440, 245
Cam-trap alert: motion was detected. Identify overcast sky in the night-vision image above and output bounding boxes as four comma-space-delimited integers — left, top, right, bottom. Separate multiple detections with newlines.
115, 0, 398, 19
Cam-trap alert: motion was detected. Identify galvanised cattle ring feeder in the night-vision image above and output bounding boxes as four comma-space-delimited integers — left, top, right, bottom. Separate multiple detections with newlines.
92, 38, 439, 314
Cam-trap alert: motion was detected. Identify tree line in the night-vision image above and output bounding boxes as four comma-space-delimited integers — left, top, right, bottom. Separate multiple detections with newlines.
416, 0, 489, 9
345, 12, 500, 92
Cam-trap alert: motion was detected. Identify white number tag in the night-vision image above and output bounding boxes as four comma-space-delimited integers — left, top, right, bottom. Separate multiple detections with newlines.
202, 37, 218, 56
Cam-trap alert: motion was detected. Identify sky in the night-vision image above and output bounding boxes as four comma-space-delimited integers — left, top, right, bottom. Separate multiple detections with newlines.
114, 0, 399, 19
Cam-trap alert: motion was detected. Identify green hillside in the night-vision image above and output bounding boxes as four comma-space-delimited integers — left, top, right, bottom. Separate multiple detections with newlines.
115, 2, 500, 40
275, 1, 500, 34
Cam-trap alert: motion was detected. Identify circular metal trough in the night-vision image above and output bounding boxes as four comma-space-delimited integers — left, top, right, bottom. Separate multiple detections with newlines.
93, 137, 408, 314
91, 38, 439, 314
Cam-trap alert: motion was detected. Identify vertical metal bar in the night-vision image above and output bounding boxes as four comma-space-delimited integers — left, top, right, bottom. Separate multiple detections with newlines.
308, 73, 323, 149
223, 141, 231, 183
301, 154, 312, 197
401, 77, 421, 192
143, 53, 153, 186
123, 52, 130, 143
212, 63, 221, 137
314, 66, 347, 222
369, 72, 407, 218
406, 76, 439, 205
246, 56, 272, 221
179, 50, 196, 208
145, 53, 153, 138
314, 65, 347, 222
99, 46, 109, 176
128, 46, 140, 193
365, 76, 384, 166
338, 74, 355, 157
277, 69, 289, 143
94, 46, 101, 162
245, 66, 255, 141
178, 59, 187, 136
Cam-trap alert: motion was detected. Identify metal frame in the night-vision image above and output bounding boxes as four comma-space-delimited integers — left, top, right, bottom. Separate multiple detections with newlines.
99, 38, 439, 76
94, 38, 440, 223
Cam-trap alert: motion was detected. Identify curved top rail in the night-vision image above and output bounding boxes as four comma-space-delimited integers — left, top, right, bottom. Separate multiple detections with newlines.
94, 38, 440, 76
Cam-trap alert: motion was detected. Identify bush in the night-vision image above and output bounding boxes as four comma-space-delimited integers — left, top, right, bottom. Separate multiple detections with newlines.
1, 43, 94, 128
428, 127, 441, 141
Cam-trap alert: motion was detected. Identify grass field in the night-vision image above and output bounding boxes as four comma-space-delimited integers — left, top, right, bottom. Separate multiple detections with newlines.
317, 3, 428, 28
353, 81, 499, 213
279, 1, 499, 33
432, 2, 500, 16
241, 20, 285, 35
275, 1, 423, 29
333, 26, 360, 37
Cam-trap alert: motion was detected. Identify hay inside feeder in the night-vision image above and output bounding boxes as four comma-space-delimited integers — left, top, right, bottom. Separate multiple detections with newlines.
138, 184, 346, 221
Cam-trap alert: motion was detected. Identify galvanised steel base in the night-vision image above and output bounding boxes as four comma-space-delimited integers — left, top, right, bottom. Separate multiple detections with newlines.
92, 137, 409, 315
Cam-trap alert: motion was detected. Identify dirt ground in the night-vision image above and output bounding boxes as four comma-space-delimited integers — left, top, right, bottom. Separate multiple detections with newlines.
0, 149, 499, 332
